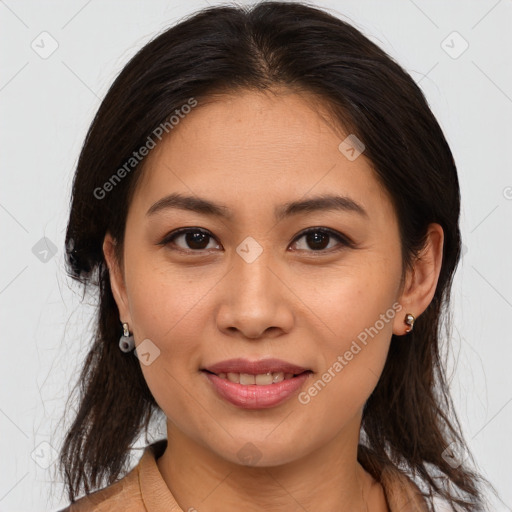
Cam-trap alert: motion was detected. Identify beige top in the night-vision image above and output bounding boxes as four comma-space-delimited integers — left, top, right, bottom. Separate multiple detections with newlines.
60, 440, 430, 511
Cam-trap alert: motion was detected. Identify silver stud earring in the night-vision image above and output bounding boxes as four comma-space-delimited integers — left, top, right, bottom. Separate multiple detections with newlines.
404, 313, 415, 334
119, 322, 135, 352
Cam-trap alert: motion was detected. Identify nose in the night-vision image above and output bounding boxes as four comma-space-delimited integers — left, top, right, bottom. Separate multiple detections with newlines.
216, 247, 294, 340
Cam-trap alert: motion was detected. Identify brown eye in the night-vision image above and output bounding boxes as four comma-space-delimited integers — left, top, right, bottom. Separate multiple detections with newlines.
291, 228, 352, 252
161, 228, 220, 251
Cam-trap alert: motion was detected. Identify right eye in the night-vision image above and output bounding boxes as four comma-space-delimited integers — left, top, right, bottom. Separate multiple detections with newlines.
160, 228, 222, 252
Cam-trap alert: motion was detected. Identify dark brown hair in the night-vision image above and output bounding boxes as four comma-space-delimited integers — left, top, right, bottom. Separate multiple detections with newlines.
59, 2, 496, 510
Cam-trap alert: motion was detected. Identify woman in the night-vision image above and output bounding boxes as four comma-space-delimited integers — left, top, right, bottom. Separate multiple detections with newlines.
57, 2, 494, 510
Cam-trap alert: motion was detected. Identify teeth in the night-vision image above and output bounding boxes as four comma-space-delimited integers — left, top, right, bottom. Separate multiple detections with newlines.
217, 371, 298, 385
255, 373, 273, 385
240, 373, 255, 385
272, 372, 284, 383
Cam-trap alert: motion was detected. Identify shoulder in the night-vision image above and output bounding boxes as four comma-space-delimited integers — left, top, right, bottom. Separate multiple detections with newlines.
55, 440, 170, 512
56, 464, 142, 512
358, 444, 430, 512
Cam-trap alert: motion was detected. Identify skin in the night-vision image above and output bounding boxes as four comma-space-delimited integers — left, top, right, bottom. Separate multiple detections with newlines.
103, 88, 444, 511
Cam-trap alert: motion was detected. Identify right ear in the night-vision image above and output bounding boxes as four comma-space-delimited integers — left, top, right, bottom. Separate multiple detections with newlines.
103, 232, 132, 325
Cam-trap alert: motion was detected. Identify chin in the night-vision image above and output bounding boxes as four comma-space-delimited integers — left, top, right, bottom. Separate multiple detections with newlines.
206, 432, 311, 468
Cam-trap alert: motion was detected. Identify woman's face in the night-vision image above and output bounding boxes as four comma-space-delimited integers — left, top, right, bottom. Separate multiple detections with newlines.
105, 89, 420, 466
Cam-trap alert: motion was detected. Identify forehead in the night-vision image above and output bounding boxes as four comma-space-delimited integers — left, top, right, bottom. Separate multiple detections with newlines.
131, 89, 394, 223
165, 89, 348, 158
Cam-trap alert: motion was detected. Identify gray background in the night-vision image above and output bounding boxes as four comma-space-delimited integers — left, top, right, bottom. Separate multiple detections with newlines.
1, 1, 511, 510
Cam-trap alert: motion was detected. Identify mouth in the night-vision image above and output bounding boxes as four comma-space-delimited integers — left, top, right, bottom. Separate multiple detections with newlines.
200, 358, 313, 409
201, 357, 311, 377
201, 369, 311, 385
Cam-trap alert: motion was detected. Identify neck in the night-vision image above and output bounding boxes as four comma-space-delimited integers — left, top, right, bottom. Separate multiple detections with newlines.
156, 415, 375, 512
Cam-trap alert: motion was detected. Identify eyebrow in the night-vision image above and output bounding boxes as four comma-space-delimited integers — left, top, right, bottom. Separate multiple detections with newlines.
146, 192, 368, 220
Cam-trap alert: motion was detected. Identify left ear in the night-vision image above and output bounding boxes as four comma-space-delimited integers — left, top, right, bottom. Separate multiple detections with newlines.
393, 223, 444, 336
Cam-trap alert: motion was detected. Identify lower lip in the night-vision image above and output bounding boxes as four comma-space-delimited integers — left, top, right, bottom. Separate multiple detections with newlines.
202, 371, 311, 409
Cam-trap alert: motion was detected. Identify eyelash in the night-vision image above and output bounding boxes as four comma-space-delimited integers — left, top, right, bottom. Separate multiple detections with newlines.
159, 227, 355, 254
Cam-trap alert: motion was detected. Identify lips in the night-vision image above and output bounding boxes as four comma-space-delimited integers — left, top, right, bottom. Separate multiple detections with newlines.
200, 358, 312, 409
202, 358, 310, 375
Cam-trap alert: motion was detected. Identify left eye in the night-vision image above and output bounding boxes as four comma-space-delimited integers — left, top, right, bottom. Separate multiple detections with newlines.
291, 228, 351, 252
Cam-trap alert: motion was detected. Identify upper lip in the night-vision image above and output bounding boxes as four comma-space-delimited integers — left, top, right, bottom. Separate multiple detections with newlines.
202, 358, 310, 375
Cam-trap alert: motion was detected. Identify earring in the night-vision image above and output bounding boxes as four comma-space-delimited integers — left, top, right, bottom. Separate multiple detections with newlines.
119, 322, 135, 352
404, 313, 415, 333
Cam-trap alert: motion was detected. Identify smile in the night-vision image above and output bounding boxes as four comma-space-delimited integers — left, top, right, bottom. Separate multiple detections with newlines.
210, 371, 298, 385
201, 370, 312, 409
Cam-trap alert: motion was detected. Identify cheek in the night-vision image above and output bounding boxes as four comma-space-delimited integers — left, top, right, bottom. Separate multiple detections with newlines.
123, 261, 211, 418
122, 260, 218, 395
301, 256, 399, 343
295, 256, 400, 403
294, 299, 396, 435
123, 246, 211, 341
